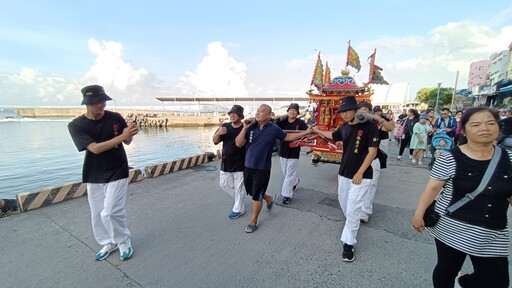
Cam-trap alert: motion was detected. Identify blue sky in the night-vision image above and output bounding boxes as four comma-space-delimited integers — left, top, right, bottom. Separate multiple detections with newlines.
0, 0, 511, 107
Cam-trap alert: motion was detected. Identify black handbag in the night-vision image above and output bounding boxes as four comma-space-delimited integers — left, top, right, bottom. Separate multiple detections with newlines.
423, 200, 440, 227
423, 147, 502, 228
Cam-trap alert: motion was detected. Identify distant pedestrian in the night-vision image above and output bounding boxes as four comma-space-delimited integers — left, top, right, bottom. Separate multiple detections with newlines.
275, 103, 309, 204
68, 85, 138, 261
410, 113, 432, 166
312, 96, 379, 262
212, 105, 247, 219
235, 104, 312, 233
397, 109, 419, 160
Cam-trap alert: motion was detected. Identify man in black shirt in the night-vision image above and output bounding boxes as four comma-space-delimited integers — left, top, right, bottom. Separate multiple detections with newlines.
276, 103, 309, 204
68, 85, 138, 261
213, 105, 247, 219
313, 96, 379, 262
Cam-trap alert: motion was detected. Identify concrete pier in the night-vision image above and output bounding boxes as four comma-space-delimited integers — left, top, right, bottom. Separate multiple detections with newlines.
1, 144, 510, 287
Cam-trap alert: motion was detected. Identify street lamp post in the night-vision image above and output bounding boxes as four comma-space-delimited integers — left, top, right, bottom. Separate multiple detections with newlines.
435, 82, 441, 113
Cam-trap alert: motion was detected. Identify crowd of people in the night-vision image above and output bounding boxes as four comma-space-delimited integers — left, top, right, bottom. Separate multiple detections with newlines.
62, 84, 511, 287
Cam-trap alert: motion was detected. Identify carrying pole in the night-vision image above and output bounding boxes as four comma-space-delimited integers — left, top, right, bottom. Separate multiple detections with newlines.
451, 71, 459, 111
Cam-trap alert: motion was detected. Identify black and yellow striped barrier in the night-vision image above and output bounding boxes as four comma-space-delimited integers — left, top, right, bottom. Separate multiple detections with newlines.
144, 152, 215, 178
16, 169, 144, 212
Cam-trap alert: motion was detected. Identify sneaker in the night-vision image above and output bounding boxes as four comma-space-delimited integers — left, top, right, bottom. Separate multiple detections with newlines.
292, 179, 300, 191
360, 212, 369, 223
119, 239, 133, 261
411, 159, 417, 165
408, 155, 413, 160
342, 244, 355, 262
396, 155, 402, 160
228, 211, 244, 219
282, 197, 291, 204
418, 161, 424, 166
95, 243, 118, 261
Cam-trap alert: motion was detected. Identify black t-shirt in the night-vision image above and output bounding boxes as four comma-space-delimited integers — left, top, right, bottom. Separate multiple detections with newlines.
217, 123, 245, 172
68, 110, 129, 183
332, 121, 380, 179
378, 116, 390, 140
277, 118, 308, 159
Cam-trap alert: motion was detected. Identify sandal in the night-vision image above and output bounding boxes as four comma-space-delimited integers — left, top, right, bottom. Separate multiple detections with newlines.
244, 224, 258, 233
267, 194, 276, 211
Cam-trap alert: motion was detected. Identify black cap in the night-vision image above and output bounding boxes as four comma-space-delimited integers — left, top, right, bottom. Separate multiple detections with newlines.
359, 101, 372, 111
81, 85, 113, 105
373, 105, 382, 112
228, 104, 244, 119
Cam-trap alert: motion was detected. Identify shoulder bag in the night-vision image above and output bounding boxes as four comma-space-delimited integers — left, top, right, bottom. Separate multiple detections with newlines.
423, 146, 502, 227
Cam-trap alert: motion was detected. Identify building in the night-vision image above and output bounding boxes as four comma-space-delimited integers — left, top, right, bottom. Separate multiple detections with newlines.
487, 50, 509, 86
467, 60, 490, 90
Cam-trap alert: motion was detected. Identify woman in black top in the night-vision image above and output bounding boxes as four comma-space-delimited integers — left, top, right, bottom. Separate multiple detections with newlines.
397, 108, 419, 160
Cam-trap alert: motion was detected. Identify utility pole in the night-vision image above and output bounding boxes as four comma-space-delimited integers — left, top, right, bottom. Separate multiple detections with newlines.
435, 82, 442, 113
451, 71, 459, 111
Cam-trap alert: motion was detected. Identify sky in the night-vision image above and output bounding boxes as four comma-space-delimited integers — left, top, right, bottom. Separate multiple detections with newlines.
0, 0, 511, 108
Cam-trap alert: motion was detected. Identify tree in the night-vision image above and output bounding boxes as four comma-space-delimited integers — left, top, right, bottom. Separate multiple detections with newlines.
415, 87, 454, 109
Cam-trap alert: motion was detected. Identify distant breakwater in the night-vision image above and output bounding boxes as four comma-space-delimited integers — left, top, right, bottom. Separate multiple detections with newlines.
13, 107, 229, 127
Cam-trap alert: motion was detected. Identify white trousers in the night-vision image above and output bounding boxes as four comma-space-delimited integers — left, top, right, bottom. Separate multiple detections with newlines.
279, 157, 299, 198
338, 176, 372, 246
361, 158, 381, 215
379, 139, 389, 154
219, 171, 246, 213
87, 178, 131, 246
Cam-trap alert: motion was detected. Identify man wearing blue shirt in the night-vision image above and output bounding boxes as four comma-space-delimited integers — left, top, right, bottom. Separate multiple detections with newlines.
235, 104, 312, 233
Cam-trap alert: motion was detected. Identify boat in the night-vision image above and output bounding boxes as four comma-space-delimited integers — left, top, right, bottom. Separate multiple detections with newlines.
292, 42, 389, 164
0, 108, 22, 120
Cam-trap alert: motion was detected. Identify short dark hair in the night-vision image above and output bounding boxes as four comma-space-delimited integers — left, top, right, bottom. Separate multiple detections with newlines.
458, 107, 500, 145
440, 107, 451, 113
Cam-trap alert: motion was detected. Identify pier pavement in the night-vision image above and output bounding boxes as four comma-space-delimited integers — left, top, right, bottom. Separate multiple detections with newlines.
1, 142, 511, 288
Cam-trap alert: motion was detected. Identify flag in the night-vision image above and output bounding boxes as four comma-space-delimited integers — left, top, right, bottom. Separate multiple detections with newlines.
346, 42, 361, 72
323, 61, 331, 86
311, 52, 324, 89
368, 49, 389, 85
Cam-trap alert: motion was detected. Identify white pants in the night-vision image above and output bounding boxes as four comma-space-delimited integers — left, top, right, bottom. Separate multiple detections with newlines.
280, 157, 299, 198
87, 178, 131, 246
219, 171, 246, 213
338, 176, 372, 246
361, 159, 381, 215
379, 139, 389, 154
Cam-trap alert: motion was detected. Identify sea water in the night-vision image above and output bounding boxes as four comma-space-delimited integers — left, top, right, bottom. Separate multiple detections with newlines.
0, 118, 219, 199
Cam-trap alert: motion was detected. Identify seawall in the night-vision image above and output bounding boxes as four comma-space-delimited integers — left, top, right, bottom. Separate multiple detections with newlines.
13, 107, 228, 127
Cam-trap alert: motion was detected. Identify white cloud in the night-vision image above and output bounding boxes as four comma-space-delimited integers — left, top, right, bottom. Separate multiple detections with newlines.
176, 41, 249, 98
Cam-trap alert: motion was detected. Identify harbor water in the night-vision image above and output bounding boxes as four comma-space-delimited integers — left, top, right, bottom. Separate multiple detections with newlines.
0, 118, 219, 199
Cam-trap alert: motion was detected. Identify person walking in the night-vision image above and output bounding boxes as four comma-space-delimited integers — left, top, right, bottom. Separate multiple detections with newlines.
397, 109, 419, 160
410, 113, 432, 166
412, 107, 511, 287
235, 104, 312, 233
68, 85, 138, 261
275, 103, 309, 204
357, 103, 394, 223
312, 96, 379, 262
212, 105, 247, 219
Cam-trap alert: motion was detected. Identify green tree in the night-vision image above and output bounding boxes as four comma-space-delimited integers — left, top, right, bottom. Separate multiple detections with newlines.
415, 86, 454, 110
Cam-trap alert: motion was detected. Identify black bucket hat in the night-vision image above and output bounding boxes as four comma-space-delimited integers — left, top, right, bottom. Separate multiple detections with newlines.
287, 103, 300, 113
337, 96, 360, 113
81, 85, 113, 105
228, 104, 244, 119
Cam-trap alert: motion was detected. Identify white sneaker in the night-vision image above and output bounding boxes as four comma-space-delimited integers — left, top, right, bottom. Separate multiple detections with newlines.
418, 161, 424, 166
95, 243, 118, 261
360, 212, 369, 223
408, 155, 413, 160
396, 155, 402, 160
411, 159, 417, 165
119, 239, 133, 260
